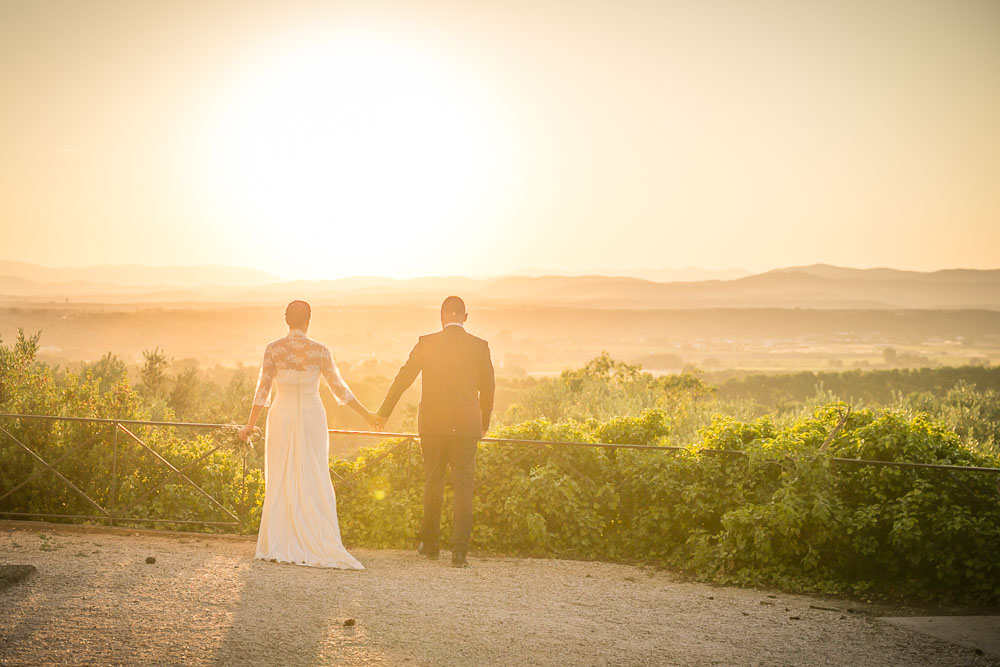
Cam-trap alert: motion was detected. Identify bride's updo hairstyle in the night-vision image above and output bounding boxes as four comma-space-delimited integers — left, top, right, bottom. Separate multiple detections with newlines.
285, 300, 311, 330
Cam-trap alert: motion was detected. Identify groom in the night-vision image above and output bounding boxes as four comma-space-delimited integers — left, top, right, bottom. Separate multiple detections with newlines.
376, 296, 495, 567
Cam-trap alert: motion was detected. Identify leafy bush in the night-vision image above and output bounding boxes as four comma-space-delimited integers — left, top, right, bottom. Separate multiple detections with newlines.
4, 333, 1000, 604
334, 405, 1000, 604
715, 366, 1000, 411
503, 352, 714, 424
898, 381, 1000, 456
0, 330, 263, 531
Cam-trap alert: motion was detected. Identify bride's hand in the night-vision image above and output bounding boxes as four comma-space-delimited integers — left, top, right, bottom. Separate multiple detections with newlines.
238, 425, 253, 442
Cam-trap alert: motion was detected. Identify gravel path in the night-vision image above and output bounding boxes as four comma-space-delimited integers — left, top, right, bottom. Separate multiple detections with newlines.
0, 523, 995, 666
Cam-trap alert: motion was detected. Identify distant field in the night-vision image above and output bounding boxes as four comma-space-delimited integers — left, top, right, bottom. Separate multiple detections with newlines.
1, 303, 997, 375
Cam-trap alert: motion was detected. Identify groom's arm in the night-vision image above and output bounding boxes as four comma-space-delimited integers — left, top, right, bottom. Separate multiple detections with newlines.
377, 339, 424, 422
479, 341, 496, 434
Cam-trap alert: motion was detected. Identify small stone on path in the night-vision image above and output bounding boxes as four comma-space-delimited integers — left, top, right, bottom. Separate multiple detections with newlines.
145, 556, 156, 564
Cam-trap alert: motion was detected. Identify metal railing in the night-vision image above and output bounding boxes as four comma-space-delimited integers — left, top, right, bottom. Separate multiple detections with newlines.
0, 414, 250, 531
321, 428, 1000, 473
1, 412, 998, 533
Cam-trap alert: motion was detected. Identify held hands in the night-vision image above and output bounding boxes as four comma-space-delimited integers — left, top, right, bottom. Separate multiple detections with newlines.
365, 411, 386, 432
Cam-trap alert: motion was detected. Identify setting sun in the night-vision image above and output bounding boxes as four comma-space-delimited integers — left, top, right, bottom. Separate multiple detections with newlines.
203, 33, 509, 278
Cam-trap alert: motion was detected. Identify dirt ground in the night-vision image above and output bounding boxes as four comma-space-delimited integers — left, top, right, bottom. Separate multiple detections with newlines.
0, 523, 996, 666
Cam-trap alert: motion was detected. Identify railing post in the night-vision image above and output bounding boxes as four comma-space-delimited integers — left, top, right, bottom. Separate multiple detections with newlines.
110, 422, 118, 526
239, 450, 247, 535
405, 438, 413, 498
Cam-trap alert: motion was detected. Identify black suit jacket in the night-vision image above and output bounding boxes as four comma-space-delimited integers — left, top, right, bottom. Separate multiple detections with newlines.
378, 325, 495, 438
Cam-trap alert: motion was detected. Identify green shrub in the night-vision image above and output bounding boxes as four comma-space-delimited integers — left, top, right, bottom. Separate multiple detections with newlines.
4, 334, 999, 603
333, 406, 1000, 604
0, 330, 262, 531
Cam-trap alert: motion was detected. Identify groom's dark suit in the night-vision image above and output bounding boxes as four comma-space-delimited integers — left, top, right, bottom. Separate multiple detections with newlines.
377, 323, 495, 555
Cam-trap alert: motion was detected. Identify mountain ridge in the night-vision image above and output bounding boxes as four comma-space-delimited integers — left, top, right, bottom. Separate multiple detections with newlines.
0, 262, 998, 310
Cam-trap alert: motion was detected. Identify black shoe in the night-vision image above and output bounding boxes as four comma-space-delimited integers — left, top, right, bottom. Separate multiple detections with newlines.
451, 551, 468, 568
417, 543, 439, 560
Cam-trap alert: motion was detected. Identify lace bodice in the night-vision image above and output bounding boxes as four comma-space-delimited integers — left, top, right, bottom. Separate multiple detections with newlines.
252, 330, 356, 407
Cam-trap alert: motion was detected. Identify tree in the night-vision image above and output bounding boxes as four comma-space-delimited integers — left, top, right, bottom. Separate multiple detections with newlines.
168, 367, 200, 419
139, 348, 170, 400
0, 329, 42, 408
83, 352, 128, 393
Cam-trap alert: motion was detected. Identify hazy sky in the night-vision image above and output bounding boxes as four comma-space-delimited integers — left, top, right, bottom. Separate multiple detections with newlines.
2, 0, 999, 279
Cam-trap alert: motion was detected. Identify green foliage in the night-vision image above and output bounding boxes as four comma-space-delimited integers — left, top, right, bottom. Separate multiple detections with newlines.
139, 347, 170, 400
82, 353, 128, 394
899, 382, 1000, 456
333, 405, 1000, 604
0, 333, 262, 533
715, 366, 1000, 413
333, 438, 423, 548
504, 351, 714, 424
3, 338, 1000, 605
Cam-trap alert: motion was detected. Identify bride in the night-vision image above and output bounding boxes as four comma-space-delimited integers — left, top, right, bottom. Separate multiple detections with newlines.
239, 300, 380, 569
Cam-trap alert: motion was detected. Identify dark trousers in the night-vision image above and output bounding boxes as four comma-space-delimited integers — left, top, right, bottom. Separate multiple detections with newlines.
419, 433, 478, 553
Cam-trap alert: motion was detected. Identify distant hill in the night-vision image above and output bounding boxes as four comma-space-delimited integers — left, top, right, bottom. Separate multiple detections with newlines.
0, 262, 998, 310
773, 264, 1000, 285
507, 266, 751, 282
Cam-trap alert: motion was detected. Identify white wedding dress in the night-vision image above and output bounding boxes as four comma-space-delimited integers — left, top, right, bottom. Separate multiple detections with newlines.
251, 329, 364, 569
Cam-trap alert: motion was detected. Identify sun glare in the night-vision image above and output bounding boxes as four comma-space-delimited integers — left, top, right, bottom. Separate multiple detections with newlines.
204, 34, 507, 278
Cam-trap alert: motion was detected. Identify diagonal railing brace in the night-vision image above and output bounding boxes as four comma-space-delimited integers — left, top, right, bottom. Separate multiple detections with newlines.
116, 424, 239, 523
117, 445, 224, 517
0, 425, 111, 517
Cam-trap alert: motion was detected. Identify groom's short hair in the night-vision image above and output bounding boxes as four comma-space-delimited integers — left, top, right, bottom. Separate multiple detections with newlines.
285, 300, 311, 328
441, 296, 466, 318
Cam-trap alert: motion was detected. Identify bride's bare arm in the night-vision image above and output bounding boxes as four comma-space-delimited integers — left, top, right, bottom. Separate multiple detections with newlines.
239, 404, 264, 441
320, 346, 382, 430
240, 345, 275, 441
345, 398, 383, 431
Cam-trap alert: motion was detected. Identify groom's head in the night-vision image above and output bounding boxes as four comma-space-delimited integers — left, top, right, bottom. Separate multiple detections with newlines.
440, 296, 467, 327
285, 300, 311, 330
